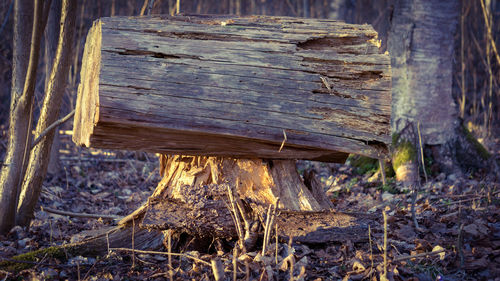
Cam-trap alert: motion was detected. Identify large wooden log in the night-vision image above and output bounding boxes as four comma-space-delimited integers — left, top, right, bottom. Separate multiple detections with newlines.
73, 14, 391, 161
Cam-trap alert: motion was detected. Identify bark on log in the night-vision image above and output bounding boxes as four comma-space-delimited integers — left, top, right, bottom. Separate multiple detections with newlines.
73, 14, 391, 161
140, 196, 375, 244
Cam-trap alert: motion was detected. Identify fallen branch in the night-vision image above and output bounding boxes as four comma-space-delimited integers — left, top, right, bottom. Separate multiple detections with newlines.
392, 248, 446, 262
41, 206, 122, 221
435, 190, 500, 207
109, 247, 211, 266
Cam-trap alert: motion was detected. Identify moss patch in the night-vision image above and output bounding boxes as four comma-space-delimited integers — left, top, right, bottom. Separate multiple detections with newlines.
462, 124, 491, 160
0, 246, 71, 272
348, 155, 378, 175
392, 140, 417, 172
392, 132, 401, 147
347, 155, 395, 177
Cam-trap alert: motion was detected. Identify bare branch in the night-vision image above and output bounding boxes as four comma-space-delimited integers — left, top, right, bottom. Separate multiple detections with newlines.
31, 109, 74, 149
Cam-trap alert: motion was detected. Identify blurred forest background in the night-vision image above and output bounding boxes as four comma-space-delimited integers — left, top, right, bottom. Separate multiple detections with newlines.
0, 0, 499, 143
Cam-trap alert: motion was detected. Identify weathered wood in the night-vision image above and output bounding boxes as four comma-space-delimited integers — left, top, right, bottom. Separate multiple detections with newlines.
140, 196, 375, 244
73, 14, 391, 161
139, 164, 375, 244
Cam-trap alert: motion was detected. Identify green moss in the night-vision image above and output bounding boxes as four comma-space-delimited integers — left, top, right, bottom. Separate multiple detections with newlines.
346, 177, 359, 192
391, 132, 401, 147
0, 246, 70, 272
392, 140, 417, 172
347, 155, 395, 177
348, 155, 378, 175
462, 125, 491, 160
379, 182, 399, 194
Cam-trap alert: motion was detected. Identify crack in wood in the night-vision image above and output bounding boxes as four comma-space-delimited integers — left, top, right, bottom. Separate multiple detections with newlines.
141, 28, 286, 45
112, 48, 200, 60
126, 85, 152, 91
297, 36, 371, 50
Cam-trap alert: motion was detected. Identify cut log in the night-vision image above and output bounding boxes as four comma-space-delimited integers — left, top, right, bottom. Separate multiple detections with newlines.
73, 14, 391, 161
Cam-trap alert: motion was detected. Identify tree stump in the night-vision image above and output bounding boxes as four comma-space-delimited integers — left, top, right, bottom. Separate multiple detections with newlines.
155, 155, 331, 211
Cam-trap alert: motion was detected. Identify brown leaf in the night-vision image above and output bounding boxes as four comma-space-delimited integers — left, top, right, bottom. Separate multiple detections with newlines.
394, 223, 417, 240
463, 224, 480, 237
464, 256, 489, 270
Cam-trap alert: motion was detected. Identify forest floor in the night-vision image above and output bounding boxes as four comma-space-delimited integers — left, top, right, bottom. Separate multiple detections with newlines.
0, 128, 499, 281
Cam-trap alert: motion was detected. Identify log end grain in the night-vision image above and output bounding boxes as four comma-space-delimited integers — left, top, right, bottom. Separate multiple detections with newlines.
73, 20, 102, 148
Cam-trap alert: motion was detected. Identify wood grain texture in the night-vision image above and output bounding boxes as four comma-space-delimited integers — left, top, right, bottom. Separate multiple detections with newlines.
73, 14, 391, 161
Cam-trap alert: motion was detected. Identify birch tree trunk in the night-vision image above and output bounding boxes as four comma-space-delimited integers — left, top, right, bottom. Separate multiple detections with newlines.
389, 0, 459, 145
16, 0, 76, 226
388, 0, 493, 181
388, 0, 455, 183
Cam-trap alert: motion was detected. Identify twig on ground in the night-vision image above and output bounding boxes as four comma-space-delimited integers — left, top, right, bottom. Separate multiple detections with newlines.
108, 248, 211, 266
284, 254, 295, 280
226, 183, 244, 244
40, 206, 122, 221
233, 246, 238, 281
167, 229, 173, 281
369, 225, 374, 269
392, 248, 446, 262
262, 198, 279, 255
275, 222, 279, 265
382, 210, 388, 280
245, 261, 250, 281
410, 186, 420, 230
457, 223, 464, 268
211, 258, 225, 281
131, 218, 135, 269
262, 204, 273, 255
435, 190, 500, 207
417, 122, 428, 183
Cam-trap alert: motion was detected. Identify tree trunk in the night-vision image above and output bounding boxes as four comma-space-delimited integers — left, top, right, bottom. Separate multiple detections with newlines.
389, 0, 459, 146
16, 0, 77, 226
0, 0, 47, 234
0, 0, 32, 233
44, 0, 62, 176
387, 0, 492, 181
388, 0, 498, 182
